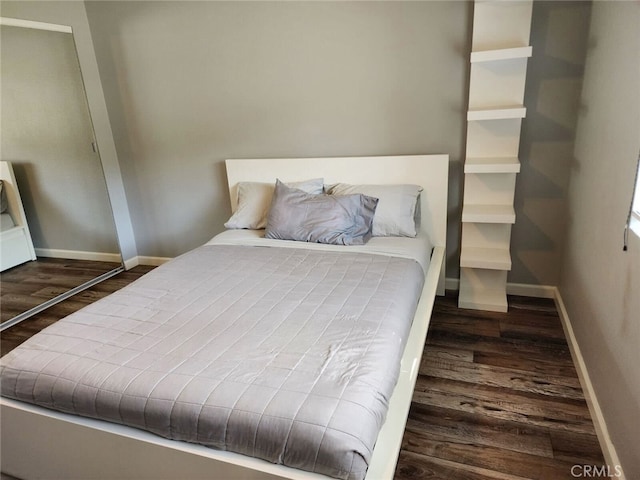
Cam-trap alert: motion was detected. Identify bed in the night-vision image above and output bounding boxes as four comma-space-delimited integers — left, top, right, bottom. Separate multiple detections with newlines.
0, 154, 448, 480
0, 161, 36, 272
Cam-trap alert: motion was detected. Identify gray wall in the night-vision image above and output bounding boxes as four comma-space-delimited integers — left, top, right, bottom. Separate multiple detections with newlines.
84, 1, 471, 274
512, 1, 591, 285
559, 2, 640, 477
3, 2, 594, 283
1, 24, 119, 254
85, 0, 591, 285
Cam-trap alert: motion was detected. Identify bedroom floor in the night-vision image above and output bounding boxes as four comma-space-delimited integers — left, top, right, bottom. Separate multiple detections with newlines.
0, 267, 606, 479
396, 293, 607, 480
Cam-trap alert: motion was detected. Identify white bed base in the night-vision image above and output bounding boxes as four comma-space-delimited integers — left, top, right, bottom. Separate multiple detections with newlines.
1, 154, 449, 480
0, 161, 36, 272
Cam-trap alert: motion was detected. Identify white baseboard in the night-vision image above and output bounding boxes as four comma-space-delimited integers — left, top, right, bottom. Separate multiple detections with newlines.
506, 282, 556, 298
123, 255, 171, 270
138, 256, 171, 266
553, 289, 625, 480
35, 248, 122, 264
444, 277, 555, 298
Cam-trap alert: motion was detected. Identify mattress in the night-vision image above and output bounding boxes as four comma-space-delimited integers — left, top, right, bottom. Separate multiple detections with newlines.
209, 228, 433, 274
0, 238, 426, 480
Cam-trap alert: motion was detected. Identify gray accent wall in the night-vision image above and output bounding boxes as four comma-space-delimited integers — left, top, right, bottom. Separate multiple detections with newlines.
559, 2, 640, 477
512, 1, 591, 285
84, 1, 471, 273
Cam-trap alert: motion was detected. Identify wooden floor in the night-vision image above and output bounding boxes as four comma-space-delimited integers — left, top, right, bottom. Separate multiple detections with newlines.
0, 257, 121, 323
0, 266, 605, 479
396, 293, 606, 479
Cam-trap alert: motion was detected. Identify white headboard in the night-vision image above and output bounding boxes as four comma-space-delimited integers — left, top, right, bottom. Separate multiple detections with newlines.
225, 155, 449, 249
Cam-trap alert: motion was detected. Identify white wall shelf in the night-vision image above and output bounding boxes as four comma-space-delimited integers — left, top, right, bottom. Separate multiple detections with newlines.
460, 246, 512, 270
467, 106, 526, 121
459, 283, 508, 312
459, 0, 532, 313
471, 46, 532, 63
462, 204, 516, 224
459, 267, 509, 312
464, 157, 521, 173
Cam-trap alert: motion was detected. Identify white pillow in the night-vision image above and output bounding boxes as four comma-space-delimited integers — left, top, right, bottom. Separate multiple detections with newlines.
225, 178, 324, 230
326, 183, 423, 237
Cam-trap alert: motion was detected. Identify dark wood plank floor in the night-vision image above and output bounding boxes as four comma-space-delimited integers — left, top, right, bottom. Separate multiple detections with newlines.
0, 257, 121, 323
396, 293, 606, 480
0, 267, 605, 479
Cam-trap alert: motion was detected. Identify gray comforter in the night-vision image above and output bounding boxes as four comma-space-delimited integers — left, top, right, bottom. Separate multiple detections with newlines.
1, 244, 424, 480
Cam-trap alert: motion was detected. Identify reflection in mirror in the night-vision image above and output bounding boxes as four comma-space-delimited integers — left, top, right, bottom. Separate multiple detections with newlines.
0, 20, 123, 330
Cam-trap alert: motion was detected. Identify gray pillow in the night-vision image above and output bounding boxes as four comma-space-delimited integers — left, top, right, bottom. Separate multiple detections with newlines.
265, 180, 378, 245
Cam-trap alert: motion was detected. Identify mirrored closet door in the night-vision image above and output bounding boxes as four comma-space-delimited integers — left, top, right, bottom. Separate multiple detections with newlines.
0, 19, 123, 330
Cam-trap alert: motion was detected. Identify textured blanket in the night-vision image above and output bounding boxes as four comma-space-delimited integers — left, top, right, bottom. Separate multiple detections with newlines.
1, 244, 424, 479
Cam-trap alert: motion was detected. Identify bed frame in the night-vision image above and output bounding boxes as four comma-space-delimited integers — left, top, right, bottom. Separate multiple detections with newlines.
0, 161, 36, 272
0, 154, 448, 480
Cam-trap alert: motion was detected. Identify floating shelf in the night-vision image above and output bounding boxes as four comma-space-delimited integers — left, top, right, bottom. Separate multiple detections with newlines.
464, 157, 521, 174
467, 106, 526, 121
471, 46, 532, 63
460, 246, 512, 270
458, 285, 508, 313
459, 266, 509, 312
462, 204, 516, 224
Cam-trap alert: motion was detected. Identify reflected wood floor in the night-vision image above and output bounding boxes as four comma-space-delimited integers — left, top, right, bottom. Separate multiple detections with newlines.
0, 257, 121, 323
0, 266, 605, 479
0, 265, 153, 354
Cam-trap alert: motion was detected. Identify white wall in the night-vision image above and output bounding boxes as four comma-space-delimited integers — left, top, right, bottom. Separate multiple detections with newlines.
559, 2, 640, 477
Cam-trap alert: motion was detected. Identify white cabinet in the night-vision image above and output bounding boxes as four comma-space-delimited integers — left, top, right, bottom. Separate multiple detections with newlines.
459, 0, 533, 312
